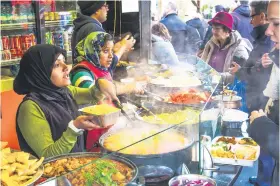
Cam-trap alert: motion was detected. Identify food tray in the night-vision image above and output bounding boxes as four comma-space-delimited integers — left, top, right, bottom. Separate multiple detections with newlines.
41, 152, 138, 184
4, 149, 44, 186
79, 105, 121, 127
210, 136, 260, 167
156, 94, 211, 109
134, 104, 201, 127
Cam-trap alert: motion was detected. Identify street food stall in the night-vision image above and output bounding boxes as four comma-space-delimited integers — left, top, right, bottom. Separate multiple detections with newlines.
0, 1, 259, 186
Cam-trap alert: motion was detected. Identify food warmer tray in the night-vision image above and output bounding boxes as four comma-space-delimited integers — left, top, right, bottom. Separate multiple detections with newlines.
10, 150, 44, 186
42, 152, 138, 182
210, 136, 260, 167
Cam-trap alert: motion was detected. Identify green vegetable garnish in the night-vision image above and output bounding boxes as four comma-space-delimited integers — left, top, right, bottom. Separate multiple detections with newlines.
83, 160, 120, 186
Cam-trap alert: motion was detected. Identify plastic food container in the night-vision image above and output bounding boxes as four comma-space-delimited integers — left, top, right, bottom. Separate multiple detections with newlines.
210, 136, 260, 166
79, 104, 120, 127
168, 175, 216, 186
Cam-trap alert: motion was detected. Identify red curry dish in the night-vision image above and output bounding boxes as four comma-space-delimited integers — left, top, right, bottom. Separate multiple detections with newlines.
168, 89, 211, 104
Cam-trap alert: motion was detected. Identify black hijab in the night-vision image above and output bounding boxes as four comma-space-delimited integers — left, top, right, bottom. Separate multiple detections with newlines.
14, 44, 67, 98
15, 44, 84, 157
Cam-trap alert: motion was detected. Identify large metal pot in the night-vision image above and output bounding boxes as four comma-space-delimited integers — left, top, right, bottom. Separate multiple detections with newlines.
212, 95, 242, 109
133, 101, 201, 133
99, 129, 195, 173
42, 152, 138, 184
168, 174, 217, 186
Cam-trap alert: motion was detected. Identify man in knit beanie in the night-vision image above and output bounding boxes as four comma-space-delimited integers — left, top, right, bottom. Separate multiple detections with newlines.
71, 1, 135, 63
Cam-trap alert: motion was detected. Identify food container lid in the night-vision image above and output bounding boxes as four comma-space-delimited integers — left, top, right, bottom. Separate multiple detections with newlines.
222, 109, 248, 122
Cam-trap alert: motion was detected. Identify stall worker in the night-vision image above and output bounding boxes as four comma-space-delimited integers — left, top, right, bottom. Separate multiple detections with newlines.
201, 11, 252, 84
248, 1, 280, 185
72, 0, 135, 63
14, 44, 118, 158
70, 32, 144, 151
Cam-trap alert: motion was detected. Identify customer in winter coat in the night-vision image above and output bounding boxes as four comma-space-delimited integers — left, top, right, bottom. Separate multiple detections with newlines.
72, 1, 135, 63
247, 1, 280, 185
160, 1, 200, 55
186, 14, 207, 40
197, 5, 226, 58
229, 0, 274, 113
231, 0, 254, 43
151, 23, 179, 65
201, 12, 252, 83
229, 2, 275, 184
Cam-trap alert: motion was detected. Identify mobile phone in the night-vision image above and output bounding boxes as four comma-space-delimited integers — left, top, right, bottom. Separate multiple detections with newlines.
232, 56, 247, 66
268, 52, 279, 67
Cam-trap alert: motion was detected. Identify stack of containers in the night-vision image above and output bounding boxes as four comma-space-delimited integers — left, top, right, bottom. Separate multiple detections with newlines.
45, 30, 72, 52
1, 34, 36, 61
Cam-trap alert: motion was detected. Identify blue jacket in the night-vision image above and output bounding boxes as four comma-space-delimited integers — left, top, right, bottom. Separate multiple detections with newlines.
186, 18, 206, 40
151, 34, 179, 65
236, 24, 274, 111
160, 14, 201, 55
231, 5, 254, 43
199, 25, 212, 50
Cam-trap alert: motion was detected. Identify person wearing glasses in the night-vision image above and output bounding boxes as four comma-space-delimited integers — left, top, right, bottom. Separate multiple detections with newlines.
230, 2, 275, 185
72, 1, 135, 64
201, 12, 252, 84
229, 0, 274, 114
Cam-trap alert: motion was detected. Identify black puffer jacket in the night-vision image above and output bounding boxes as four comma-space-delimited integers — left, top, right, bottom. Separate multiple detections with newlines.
236, 24, 274, 112
248, 115, 279, 186
71, 13, 105, 61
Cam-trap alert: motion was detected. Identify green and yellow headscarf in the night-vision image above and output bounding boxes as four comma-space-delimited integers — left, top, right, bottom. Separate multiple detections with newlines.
75, 31, 111, 71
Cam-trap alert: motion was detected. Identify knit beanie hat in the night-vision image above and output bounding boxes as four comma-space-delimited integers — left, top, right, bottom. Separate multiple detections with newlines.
209, 12, 233, 31
78, 1, 106, 16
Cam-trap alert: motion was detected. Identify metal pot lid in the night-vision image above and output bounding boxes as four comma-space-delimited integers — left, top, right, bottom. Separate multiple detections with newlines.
138, 165, 174, 183
212, 95, 242, 102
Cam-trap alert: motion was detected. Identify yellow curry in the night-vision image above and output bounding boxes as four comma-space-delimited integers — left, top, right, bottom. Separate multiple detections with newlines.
142, 108, 200, 125
81, 104, 120, 115
103, 128, 188, 155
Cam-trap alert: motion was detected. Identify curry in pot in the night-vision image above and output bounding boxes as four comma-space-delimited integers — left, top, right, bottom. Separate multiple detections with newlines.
103, 128, 189, 155
43, 157, 133, 186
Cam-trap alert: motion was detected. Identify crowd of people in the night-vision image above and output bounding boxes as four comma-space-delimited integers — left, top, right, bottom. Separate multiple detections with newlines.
12, 0, 279, 186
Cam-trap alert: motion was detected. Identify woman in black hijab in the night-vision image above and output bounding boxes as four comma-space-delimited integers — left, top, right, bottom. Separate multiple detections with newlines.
14, 44, 118, 158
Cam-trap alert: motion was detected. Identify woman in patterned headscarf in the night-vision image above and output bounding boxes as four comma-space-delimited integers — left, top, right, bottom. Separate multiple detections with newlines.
71, 32, 143, 151
71, 32, 140, 94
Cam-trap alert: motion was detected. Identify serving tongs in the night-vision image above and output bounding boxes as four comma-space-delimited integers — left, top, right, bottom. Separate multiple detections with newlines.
143, 89, 165, 102
119, 96, 163, 122
112, 100, 135, 123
